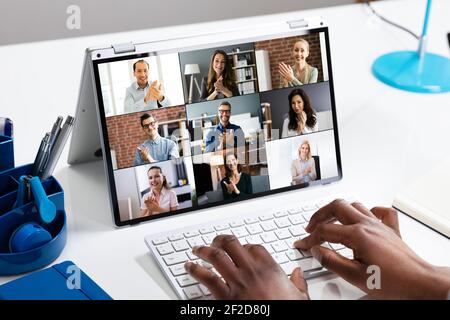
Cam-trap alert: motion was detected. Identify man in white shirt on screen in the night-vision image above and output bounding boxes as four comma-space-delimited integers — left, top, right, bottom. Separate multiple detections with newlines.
124, 59, 171, 113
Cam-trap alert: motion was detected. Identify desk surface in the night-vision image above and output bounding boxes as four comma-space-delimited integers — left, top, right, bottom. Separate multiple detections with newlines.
1, 0, 449, 299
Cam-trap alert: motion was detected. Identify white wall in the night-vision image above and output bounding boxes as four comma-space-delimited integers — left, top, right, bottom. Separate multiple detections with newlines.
113, 167, 141, 221
266, 129, 338, 189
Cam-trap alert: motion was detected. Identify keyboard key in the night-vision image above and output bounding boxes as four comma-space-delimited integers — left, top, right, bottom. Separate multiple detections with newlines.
286, 249, 303, 261
289, 226, 306, 237
177, 274, 198, 287
183, 285, 203, 299
280, 258, 322, 275
337, 248, 354, 259
302, 211, 315, 222
274, 217, 291, 229
288, 214, 304, 225
229, 220, 244, 228
271, 241, 289, 253
168, 233, 184, 241
162, 252, 188, 266
216, 229, 233, 236
231, 226, 249, 238
214, 224, 229, 231
321, 242, 333, 250
274, 229, 291, 240
156, 243, 174, 255
187, 251, 198, 260
198, 260, 213, 269
169, 263, 188, 276
298, 257, 322, 271
260, 221, 277, 232
300, 249, 312, 258
285, 239, 297, 249
279, 261, 299, 276
202, 234, 217, 245
273, 252, 289, 264
238, 237, 247, 245
187, 236, 205, 248
199, 227, 215, 234
329, 243, 346, 250
260, 232, 277, 243
199, 284, 211, 296
246, 224, 263, 235
172, 239, 190, 252
246, 235, 263, 245
244, 217, 259, 224
152, 237, 168, 245
258, 213, 273, 221
261, 243, 275, 254
288, 207, 303, 215
184, 231, 200, 238
302, 204, 318, 212
274, 210, 288, 218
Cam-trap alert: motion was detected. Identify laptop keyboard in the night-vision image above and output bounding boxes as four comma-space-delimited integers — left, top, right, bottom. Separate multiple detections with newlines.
145, 196, 355, 300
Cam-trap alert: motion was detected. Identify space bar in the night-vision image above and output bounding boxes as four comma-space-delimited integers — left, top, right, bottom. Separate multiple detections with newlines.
280, 258, 322, 275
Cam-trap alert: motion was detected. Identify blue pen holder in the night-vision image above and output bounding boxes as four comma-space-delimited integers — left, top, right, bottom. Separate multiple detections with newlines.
0, 163, 67, 276
0, 135, 14, 172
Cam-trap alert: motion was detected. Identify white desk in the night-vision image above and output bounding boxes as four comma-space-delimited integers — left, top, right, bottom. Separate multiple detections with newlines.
1, 0, 449, 299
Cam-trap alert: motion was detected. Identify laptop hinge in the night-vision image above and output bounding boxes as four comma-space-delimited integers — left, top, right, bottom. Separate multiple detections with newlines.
287, 19, 309, 29
112, 42, 136, 54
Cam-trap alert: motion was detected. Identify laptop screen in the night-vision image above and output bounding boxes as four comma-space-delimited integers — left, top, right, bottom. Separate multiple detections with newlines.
92, 25, 342, 226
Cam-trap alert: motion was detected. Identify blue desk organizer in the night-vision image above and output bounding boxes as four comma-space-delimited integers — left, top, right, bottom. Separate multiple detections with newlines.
0, 161, 67, 276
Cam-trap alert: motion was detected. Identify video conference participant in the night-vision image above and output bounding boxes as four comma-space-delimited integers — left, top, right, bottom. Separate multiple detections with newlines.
200, 50, 240, 101
140, 166, 179, 217
134, 113, 179, 166
282, 88, 318, 138
204, 101, 245, 153
124, 59, 171, 113
220, 153, 253, 200
291, 139, 317, 185
279, 38, 318, 87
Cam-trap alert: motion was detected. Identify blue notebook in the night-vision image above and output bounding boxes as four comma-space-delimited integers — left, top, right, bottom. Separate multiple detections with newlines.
0, 260, 112, 300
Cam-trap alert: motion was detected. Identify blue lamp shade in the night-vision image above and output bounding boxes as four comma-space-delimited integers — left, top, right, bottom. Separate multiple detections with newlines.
372, 51, 450, 93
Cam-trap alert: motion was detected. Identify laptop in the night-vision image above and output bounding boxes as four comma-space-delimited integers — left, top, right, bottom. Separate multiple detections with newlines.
68, 13, 346, 299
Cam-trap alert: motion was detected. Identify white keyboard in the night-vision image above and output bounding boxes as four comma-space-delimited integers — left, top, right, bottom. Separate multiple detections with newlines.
144, 196, 355, 300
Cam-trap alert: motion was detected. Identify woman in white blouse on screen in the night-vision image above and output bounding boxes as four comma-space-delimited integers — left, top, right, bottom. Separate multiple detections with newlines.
291, 139, 317, 185
140, 166, 179, 217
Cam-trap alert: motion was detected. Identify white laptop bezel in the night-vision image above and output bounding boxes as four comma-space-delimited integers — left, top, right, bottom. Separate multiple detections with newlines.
68, 15, 342, 227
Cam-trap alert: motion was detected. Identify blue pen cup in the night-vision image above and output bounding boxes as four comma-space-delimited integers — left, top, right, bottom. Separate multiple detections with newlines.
0, 135, 14, 172
0, 163, 67, 276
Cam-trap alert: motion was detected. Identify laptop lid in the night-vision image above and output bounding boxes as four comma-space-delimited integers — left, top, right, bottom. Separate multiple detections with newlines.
68, 15, 342, 227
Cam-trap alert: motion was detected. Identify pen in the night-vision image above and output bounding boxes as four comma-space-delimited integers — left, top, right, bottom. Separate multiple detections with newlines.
49, 116, 63, 147
32, 133, 52, 177
40, 116, 75, 180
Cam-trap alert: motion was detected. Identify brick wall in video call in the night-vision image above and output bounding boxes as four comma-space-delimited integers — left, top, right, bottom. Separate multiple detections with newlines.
254, 33, 324, 89
106, 106, 186, 169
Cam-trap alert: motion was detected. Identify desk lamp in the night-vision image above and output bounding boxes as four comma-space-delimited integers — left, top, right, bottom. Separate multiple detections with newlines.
372, 0, 450, 93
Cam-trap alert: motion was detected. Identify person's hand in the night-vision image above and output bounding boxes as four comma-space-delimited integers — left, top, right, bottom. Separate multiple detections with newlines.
224, 130, 235, 147
184, 235, 309, 300
144, 80, 164, 103
294, 199, 450, 299
137, 147, 155, 163
303, 166, 312, 175
214, 76, 224, 93
144, 197, 159, 213
223, 181, 239, 194
278, 62, 294, 82
223, 181, 235, 194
